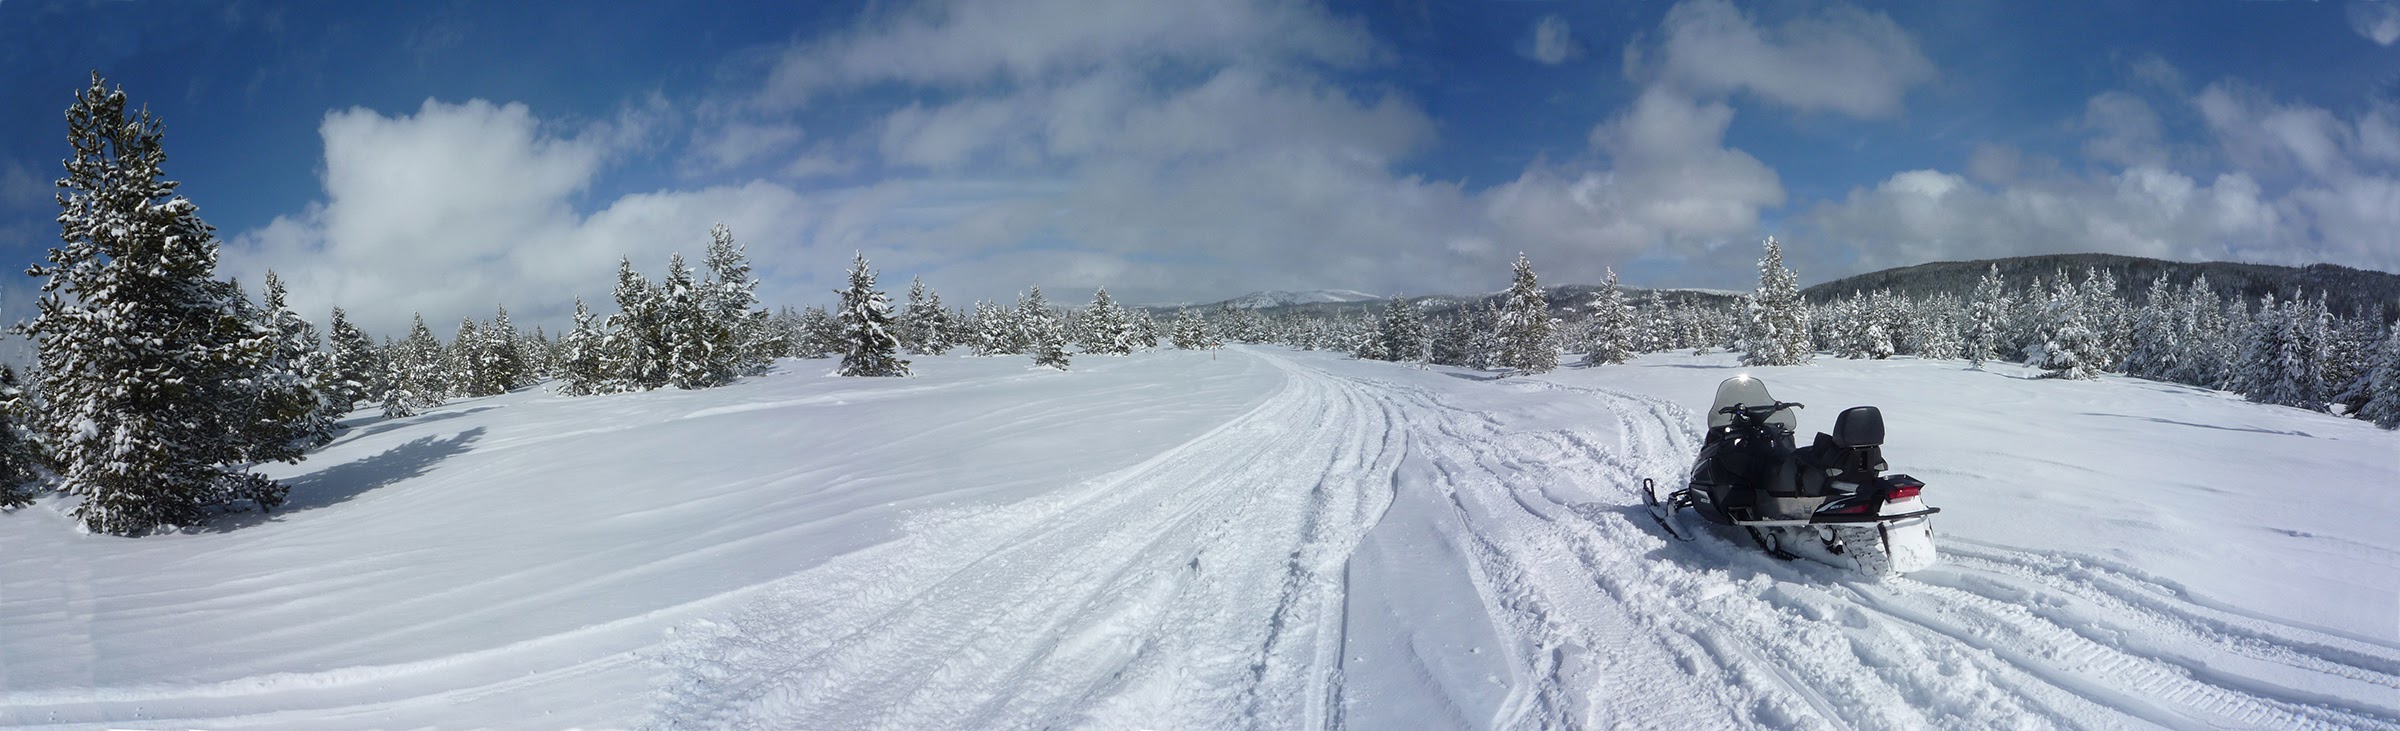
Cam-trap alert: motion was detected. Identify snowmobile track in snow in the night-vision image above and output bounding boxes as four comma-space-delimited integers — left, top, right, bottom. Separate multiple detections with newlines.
650, 350, 2400, 730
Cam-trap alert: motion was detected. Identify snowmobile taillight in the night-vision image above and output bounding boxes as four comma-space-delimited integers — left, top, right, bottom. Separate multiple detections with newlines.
1883, 475, 1924, 501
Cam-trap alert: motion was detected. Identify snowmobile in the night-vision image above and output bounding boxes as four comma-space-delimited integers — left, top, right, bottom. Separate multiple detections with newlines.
1643, 375, 1940, 577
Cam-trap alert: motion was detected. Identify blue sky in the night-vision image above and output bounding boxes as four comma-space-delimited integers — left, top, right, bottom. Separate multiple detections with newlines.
3, 0, 2397, 337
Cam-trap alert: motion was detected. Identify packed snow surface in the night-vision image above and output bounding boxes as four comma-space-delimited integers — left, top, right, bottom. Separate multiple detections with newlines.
2, 348, 2396, 729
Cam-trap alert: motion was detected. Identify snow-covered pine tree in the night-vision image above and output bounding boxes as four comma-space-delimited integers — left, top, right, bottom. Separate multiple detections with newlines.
2169, 275, 2228, 387
0, 366, 44, 509
1377, 296, 1426, 363
557, 298, 613, 396
2360, 323, 2400, 429
1918, 303, 1964, 361
702, 223, 773, 377
238, 271, 338, 463
383, 314, 448, 417
969, 301, 1013, 356
1021, 286, 1071, 370
446, 317, 486, 397
1742, 237, 1812, 367
2034, 275, 2103, 379
18, 75, 292, 533
2081, 267, 2128, 370
325, 307, 382, 413
2324, 306, 2379, 417
1581, 268, 1633, 366
1636, 289, 1669, 354
526, 326, 556, 381
1129, 309, 1161, 350
482, 306, 529, 394
1495, 253, 1558, 374
2120, 276, 2181, 380
1965, 264, 2007, 368
1171, 307, 1216, 350
1078, 288, 1135, 355
605, 257, 669, 390
658, 253, 724, 389
902, 277, 955, 355
836, 252, 910, 377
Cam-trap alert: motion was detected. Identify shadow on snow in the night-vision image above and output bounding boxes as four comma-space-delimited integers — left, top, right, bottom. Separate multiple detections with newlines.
208, 427, 486, 531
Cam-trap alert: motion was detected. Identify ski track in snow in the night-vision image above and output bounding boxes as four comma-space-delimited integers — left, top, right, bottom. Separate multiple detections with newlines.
652, 350, 2400, 730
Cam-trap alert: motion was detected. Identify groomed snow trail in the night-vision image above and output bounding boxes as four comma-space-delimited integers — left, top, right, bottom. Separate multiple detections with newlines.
648, 350, 1405, 729
651, 348, 2400, 730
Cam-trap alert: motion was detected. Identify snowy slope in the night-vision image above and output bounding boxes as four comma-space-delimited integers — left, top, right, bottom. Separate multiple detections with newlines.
1218, 290, 1383, 309
3, 348, 2396, 729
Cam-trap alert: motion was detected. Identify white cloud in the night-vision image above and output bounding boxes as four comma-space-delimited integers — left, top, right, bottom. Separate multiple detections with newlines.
758, 0, 1382, 107
2348, 1, 2400, 46
689, 122, 806, 173
1528, 15, 1581, 65
223, 100, 824, 337
1812, 82, 2400, 277
2079, 91, 2169, 168
1637, 0, 1935, 119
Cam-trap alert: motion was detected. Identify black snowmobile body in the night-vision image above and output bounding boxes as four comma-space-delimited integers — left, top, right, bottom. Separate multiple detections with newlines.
1645, 375, 1941, 576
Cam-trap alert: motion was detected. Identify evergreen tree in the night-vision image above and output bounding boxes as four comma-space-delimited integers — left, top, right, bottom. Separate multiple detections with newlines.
446, 317, 486, 397
1637, 290, 1669, 354
1919, 304, 1964, 361
1376, 296, 1427, 362
605, 257, 668, 390
239, 271, 338, 463
1020, 287, 1071, 370
702, 223, 772, 377
557, 298, 614, 396
903, 277, 955, 355
19, 75, 292, 533
482, 305, 529, 393
1172, 306, 1218, 350
1496, 253, 1558, 374
1581, 268, 1633, 366
2119, 276, 2180, 379
1077, 287, 1136, 355
2034, 275, 2103, 379
383, 314, 447, 417
1742, 237, 1812, 367
0, 366, 45, 509
1965, 265, 2007, 368
2360, 324, 2400, 429
836, 253, 910, 377
659, 253, 722, 389
970, 300, 1015, 356
325, 307, 382, 413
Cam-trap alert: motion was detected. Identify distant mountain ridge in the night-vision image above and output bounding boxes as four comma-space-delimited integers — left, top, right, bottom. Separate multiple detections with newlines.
1802, 254, 2400, 320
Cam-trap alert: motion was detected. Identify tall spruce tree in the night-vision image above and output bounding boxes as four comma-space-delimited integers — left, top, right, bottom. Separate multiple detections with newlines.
241, 271, 338, 463
383, 314, 448, 417
1581, 267, 1633, 367
1496, 253, 1558, 374
19, 74, 292, 533
325, 307, 382, 413
702, 223, 772, 378
2360, 325, 2400, 429
1377, 296, 1426, 362
557, 298, 613, 396
659, 253, 722, 389
605, 257, 668, 390
1966, 264, 2007, 368
903, 277, 954, 355
1021, 287, 1071, 370
836, 253, 910, 377
1078, 287, 1136, 355
1743, 237, 1812, 367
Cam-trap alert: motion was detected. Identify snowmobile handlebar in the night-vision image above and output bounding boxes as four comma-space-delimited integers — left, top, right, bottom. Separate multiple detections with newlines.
1717, 401, 1803, 419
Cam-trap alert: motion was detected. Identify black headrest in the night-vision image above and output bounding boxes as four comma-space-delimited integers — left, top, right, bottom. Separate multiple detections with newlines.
1832, 406, 1884, 448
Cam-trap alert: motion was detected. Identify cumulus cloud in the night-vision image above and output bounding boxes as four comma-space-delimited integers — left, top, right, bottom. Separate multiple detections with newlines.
223, 100, 822, 337
1635, 0, 1935, 118
2349, 1, 2400, 46
758, 0, 1383, 107
1527, 15, 1581, 65
1812, 82, 2400, 277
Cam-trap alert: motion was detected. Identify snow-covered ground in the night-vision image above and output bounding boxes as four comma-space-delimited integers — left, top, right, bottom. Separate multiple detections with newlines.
2, 347, 2395, 729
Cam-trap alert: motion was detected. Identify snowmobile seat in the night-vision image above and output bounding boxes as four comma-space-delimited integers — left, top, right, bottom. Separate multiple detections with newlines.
1832, 406, 1884, 447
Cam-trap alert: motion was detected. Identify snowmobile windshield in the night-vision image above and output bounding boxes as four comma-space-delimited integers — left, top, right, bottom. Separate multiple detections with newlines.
1708, 375, 1798, 433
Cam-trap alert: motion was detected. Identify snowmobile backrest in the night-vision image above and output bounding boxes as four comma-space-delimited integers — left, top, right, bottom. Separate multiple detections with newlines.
1832, 406, 1884, 448
1708, 375, 1798, 434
